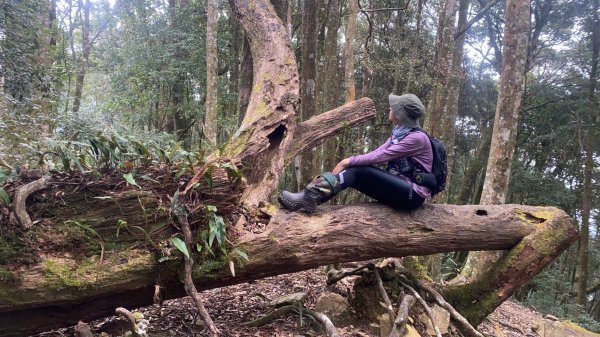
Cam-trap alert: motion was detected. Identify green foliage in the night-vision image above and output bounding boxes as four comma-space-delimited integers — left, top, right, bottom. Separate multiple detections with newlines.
0, 188, 10, 206
171, 237, 189, 258
115, 219, 157, 249
0, 232, 23, 265
0, 0, 47, 101
123, 173, 140, 188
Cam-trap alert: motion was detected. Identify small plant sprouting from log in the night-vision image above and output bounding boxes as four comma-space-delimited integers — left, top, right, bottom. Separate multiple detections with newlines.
64, 220, 105, 264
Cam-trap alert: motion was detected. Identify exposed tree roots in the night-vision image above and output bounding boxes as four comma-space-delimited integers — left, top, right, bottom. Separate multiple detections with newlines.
12, 177, 49, 229
328, 262, 484, 337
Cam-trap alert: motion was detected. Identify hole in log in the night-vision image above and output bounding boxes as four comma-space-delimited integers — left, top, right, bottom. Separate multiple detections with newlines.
267, 124, 286, 150
475, 210, 488, 216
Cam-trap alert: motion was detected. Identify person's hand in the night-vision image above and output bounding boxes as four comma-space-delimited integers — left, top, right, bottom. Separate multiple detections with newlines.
332, 158, 351, 174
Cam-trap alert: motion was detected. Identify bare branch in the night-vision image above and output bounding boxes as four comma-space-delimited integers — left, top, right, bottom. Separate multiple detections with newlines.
454, 0, 503, 40
399, 280, 442, 337
13, 177, 50, 229
403, 275, 484, 337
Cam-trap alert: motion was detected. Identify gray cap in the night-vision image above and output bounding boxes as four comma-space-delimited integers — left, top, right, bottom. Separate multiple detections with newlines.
389, 94, 425, 128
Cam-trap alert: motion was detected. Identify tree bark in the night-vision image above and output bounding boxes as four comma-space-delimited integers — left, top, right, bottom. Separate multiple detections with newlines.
237, 36, 252, 126
479, 0, 529, 204
204, 0, 219, 146
577, 0, 598, 308
343, 0, 358, 102
72, 0, 90, 113
459, 0, 530, 281
299, 0, 318, 185
0, 203, 577, 336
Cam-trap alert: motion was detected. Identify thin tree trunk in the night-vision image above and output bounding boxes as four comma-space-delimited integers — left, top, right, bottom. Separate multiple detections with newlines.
479, 0, 529, 205
343, 0, 358, 102
72, 0, 90, 113
577, 0, 598, 308
322, 0, 341, 172
227, 13, 241, 130
461, 0, 530, 281
204, 0, 219, 146
457, 120, 492, 204
424, 0, 458, 137
299, 0, 318, 185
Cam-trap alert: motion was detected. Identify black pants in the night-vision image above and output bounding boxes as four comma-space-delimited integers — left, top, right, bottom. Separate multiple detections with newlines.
337, 166, 425, 210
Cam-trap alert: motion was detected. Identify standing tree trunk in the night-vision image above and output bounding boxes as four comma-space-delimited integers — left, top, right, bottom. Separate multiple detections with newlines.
225, 0, 300, 206
343, 0, 358, 103
72, 0, 90, 113
438, 0, 469, 203
321, 0, 342, 172
299, 0, 318, 185
460, 0, 530, 281
480, 0, 529, 204
227, 13, 241, 127
204, 0, 219, 146
423, 0, 458, 138
577, 0, 598, 309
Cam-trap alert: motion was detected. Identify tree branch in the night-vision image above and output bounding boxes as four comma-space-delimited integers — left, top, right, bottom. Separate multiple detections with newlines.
288, 98, 377, 162
454, 0, 502, 40
12, 177, 50, 229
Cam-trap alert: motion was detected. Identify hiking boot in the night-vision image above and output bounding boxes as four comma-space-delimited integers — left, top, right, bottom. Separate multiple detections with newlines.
278, 172, 342, 213
278, 189, 323, 213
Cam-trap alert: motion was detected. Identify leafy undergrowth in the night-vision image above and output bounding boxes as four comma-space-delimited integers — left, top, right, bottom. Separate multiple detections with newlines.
29, 266, 598, 337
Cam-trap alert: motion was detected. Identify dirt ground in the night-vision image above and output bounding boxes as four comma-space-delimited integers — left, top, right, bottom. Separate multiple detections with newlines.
30, 267, 595, 337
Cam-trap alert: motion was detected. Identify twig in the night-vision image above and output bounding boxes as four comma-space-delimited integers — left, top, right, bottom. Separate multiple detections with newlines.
371, 265, 398, 337
398, 280, 442, 337
12, 177, 50, 230
300, 308, 340, 337
172, 191, 220, 336
454, 0, 502, 40
487, 317, 525, 335
326, 263, 372, 285
401, 275, 484, 337
360, 6, 410, 12
182, 160, 217, 196
244, 305, 340, 337
0, 158, 14, 171
394, 294, 415, 335
244, 305, 296, 327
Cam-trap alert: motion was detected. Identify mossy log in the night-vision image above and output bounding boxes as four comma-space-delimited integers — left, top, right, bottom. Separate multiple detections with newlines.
0, 203, 577, 336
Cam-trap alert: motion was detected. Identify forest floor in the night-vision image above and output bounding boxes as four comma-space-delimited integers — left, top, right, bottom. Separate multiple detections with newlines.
33, 266, 600, 337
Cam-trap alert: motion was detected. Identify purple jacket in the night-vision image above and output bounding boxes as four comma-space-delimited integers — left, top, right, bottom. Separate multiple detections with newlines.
348, 131, 433, 199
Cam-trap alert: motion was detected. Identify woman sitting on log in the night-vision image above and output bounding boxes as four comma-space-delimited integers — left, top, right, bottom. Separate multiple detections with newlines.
278, 93, 433, 213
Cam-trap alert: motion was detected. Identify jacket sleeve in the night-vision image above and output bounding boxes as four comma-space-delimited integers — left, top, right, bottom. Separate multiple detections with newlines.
349, 133, 427, 166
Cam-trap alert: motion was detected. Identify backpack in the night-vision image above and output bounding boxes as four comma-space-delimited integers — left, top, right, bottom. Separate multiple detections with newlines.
413, 128, 448, 196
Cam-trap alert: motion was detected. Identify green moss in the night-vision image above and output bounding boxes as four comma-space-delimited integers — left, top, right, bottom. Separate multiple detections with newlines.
193, 256, 228, 280
0, 267, 17, 285
444, 281, 501, 324
43, 258, 91, 289
43, 251, 157, 291
403, 256, 432, 282
56, 221, 96, 248
0, 232, 21, 265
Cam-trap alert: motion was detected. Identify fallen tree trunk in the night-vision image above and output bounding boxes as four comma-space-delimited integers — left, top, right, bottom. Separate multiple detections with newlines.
0, 203, 577, 335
